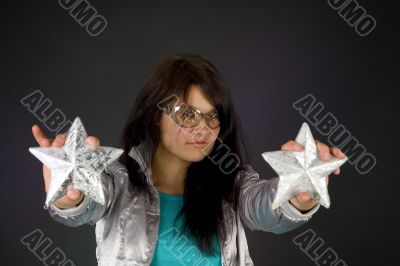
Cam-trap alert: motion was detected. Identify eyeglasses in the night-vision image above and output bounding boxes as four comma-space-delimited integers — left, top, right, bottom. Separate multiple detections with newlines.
161, 103, 220, 129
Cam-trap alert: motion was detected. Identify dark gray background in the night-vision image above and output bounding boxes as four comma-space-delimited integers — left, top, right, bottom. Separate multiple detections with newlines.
1, 0, 398, 265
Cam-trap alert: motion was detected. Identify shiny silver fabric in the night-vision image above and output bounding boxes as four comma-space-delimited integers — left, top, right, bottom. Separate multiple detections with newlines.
48, 141, 320, 266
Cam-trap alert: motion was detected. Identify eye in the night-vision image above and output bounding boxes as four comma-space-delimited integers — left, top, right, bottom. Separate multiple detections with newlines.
182, 110, 192, 118
207, 111, 219, 119
178, 106, 196, 119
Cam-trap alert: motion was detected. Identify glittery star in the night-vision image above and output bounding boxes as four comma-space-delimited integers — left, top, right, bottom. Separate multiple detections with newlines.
29, 117, 123, 207
262, 122, 347, 209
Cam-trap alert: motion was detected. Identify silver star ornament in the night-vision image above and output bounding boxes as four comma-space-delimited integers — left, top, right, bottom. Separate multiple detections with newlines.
262, 122, 348, 209
29, 117, 123, 207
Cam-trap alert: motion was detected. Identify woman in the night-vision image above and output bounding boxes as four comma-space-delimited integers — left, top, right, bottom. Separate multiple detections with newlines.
31, 54, 345, 266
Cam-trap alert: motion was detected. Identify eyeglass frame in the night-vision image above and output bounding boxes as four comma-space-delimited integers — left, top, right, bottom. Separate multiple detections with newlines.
161, 103, 221, 129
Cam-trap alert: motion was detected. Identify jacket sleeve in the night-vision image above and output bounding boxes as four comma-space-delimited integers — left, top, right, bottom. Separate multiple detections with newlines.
46, 161, 122, 227
237, 164, 320, 234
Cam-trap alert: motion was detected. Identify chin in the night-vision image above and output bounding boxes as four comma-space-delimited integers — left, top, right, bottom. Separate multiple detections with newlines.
183, 150, 208, 162
190, 156, 207, 162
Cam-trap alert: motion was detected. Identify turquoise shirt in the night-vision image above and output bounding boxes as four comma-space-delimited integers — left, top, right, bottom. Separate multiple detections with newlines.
150, 191, 222, 266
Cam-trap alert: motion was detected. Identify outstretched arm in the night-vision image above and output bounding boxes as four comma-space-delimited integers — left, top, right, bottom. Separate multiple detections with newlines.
237, 165, 319, 234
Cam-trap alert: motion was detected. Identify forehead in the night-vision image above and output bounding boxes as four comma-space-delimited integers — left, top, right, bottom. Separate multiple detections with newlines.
184, 85, 215, 113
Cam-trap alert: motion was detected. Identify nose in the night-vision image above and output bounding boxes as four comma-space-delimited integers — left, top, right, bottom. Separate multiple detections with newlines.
192, 118, 212, 139
198, 115, 212, 130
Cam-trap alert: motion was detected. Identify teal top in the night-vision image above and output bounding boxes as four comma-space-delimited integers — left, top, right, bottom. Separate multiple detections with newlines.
150, 191, 222, 266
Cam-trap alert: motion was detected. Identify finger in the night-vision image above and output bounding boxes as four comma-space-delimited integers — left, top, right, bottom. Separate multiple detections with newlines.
52, 134, 66, 148
32, 125, 51, 147
86, 136, 100, 149
331, 147, 346, 159
316, 140, 330, 161
334, 168, 341, 175
281, 140, 303, 151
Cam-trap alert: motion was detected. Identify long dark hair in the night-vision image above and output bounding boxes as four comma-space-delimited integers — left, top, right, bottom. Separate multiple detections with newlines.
119, 53, 250, 255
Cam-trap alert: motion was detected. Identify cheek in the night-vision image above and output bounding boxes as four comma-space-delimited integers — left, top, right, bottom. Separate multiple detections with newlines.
204, 128, 221, 151
160, 116, 187, 145
211, 128, 220, 140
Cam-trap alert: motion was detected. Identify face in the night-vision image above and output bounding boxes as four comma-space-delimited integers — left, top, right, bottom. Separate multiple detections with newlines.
157, 85, 221, 163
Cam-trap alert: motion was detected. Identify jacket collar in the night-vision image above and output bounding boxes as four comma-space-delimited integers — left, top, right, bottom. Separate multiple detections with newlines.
127, 141, 155, 186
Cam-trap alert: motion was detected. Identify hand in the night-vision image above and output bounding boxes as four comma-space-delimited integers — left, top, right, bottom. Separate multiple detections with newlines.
280, 139, 346, 212
31, 124, 100, 209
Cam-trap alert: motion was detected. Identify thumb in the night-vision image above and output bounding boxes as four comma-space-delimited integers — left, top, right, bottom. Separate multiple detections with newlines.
297, 192, 311, 203
66, 188, 82, 201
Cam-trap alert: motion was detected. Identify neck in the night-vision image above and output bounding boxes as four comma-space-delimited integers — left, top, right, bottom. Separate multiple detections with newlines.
151, 143, 191, 195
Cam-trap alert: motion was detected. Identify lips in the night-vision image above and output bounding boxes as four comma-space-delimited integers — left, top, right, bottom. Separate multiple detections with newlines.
188, 141, 209, 148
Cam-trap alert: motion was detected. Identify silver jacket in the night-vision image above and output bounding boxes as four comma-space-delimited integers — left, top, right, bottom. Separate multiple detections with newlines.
48, 141, 320, 266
